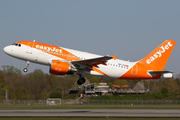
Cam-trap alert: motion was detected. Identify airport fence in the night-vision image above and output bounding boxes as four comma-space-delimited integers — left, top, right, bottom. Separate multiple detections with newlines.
83, 100, 180, 106
0, 100, 180, 106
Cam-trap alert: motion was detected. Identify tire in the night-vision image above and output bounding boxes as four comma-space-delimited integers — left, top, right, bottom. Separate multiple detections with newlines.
77, 78, 85, 85
23, 68, 28, 73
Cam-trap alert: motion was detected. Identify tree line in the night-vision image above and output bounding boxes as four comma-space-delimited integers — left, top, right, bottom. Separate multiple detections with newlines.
0, 65, 180, 100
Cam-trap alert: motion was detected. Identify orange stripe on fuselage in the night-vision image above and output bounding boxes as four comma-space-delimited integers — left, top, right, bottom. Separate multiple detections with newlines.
17, 41, 81, 61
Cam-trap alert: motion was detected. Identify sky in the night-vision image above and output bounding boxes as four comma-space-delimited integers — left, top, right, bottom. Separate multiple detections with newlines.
0, 0, 180, 76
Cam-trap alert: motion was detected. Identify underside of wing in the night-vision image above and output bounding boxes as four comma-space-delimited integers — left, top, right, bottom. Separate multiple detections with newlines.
71, 55, 118, 70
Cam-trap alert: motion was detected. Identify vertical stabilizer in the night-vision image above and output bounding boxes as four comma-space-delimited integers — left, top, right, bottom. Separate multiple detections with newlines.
139, 40, 176, 70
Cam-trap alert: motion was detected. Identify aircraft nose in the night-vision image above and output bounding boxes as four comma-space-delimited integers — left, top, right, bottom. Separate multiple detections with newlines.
3, 46, 11, 54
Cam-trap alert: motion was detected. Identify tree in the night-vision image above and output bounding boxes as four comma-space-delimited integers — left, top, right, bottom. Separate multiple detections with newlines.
1, 65, 22, 76
0, 70, 6, 99
161, 87, 169, 95
49, 91, 62, 98
113, 79, 128, 87
0, 70, 6, 89
86, 75, 100, 84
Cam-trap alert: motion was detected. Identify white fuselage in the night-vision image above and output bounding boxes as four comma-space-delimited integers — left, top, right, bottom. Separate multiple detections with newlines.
4, 43, 136, 79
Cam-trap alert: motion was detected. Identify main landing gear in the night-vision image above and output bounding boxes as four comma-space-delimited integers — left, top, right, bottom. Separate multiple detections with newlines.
23, 61, 30, 73
77, 74, 86, 85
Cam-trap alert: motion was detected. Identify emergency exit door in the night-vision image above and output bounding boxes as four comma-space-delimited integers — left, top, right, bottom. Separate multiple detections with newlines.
131, 65, 138, 76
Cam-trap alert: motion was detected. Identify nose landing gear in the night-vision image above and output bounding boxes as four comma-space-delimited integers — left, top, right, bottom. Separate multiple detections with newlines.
23, 61, 30, 73
23, 68, 28, 72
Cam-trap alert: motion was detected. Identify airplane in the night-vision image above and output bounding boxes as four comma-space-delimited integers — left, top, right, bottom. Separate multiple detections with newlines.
3, 40, 176, 85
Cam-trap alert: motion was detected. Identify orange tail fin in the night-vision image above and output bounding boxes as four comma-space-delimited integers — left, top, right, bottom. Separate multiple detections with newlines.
139, 40, 176, 70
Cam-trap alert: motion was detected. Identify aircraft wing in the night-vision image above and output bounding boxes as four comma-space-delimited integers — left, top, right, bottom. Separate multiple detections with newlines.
71, 55, 118, 69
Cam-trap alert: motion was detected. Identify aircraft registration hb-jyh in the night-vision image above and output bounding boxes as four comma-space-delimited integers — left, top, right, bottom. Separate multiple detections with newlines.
3, 40, 176, 85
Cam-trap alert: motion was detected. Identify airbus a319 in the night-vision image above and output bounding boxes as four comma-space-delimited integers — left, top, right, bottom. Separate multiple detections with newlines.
3, 40, 176, 85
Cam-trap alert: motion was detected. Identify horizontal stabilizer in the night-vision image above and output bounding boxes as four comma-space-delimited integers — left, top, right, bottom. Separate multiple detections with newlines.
148, 70, 173, 78
148, 70, 173, 74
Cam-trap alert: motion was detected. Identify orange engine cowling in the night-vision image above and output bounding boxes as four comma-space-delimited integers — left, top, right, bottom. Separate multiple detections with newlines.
50, 60, 74, 75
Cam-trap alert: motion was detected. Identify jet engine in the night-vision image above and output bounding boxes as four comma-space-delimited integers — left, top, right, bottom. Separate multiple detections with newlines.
49, 60, 76, 75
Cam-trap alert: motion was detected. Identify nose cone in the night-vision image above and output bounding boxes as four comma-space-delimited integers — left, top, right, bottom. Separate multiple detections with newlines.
3, 46, 11, 55
4, 46, 8, 53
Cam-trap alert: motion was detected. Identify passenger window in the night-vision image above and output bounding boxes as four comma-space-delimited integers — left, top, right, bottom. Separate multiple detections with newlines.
18, 44, 21, 47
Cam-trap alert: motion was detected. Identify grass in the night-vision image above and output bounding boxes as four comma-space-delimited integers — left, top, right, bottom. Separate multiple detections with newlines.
0, 104, 180, 110
89, 93, 180, 101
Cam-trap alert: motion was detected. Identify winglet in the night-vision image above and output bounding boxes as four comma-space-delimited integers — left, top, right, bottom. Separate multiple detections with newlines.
112, 55, 118, 60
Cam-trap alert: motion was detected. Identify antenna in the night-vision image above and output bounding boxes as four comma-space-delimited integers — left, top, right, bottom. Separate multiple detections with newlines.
33, 39, 36, 42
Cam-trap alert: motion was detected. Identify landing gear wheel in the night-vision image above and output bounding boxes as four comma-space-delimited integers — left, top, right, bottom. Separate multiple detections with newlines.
23, 68, 28, 73
77, 78, 86, 85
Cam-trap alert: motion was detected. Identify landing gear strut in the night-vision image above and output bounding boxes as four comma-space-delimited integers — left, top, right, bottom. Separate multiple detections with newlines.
23, 61, 30, 73
77, 74, 86, 85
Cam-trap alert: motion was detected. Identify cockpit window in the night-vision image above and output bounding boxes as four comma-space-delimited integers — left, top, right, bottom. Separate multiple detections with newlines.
12, 43, 21, 47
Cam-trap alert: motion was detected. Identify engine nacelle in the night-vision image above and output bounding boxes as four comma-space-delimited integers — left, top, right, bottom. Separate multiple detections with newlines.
50, 60, 76, 75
